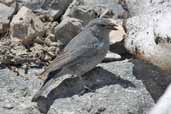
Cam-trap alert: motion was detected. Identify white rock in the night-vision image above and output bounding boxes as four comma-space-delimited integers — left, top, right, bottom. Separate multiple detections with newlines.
104, 51, 122, 62
125, 11, 171, 71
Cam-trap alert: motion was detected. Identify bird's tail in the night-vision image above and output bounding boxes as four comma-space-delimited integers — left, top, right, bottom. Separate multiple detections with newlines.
32, 78, 55, 102
32, 73, 72, 102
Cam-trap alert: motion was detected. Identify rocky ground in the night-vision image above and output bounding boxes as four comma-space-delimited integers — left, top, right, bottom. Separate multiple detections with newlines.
0, 0, 171, 114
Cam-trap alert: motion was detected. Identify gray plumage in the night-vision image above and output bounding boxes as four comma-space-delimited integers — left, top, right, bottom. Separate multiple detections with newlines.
32, 18, 118, 102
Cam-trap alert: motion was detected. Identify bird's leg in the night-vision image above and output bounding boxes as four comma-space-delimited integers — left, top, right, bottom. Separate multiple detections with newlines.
83, 85, 95, 92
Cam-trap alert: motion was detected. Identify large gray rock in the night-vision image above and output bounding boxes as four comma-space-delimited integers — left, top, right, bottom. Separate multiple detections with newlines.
63, 0, 125, 25
55, 17, 82, 45
2, 59, 170, 114
34, 60, 155, 114
0, 2, 16, 34
82, 0, 125, 14
16, 0, 73, 19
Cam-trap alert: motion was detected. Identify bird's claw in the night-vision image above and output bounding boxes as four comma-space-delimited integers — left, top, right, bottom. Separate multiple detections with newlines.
83, 85, 95, 92
79, 85, 95, 96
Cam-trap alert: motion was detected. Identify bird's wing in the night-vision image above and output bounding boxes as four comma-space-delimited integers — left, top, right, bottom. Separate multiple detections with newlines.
42, 36, 99, 77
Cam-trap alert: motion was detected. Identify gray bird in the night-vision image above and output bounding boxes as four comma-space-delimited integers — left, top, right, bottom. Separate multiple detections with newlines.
32, 18, 118, 102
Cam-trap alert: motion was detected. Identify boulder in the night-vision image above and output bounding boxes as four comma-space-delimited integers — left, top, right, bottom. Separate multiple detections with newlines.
82, 0, 125, 17
34, 60, 155, 114
125, 10, 171, 71
16, 0, 73, 19
63, 0, 125, 25
10, 6, 45, 45
2, 59, 170, 114
55, 17, 82, 45
63, 5, 97, 25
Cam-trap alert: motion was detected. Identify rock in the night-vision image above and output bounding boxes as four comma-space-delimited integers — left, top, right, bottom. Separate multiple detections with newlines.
63, 0, 125, 25
124, 9, 171, 71
82, 0, 125, 17
10, 6, 45, 45
34, 60, 155, 114
16, 0, 73, 19
55, 17, 82, 45
0, 3, 16, 34
131, 59, 171, 101
63, 5, 97, 25
103, 51, 122, 62
1, 59, 169, 114
0, 68, 43, 114
0, 0, 16, 6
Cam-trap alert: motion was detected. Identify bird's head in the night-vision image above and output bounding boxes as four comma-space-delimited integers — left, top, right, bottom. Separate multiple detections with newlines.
85, 18, 118, 31
85, 18, 118, 41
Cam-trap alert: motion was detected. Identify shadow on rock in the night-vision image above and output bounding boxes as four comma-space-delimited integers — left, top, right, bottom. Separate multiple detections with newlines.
37, 67, 135, 114
110, 41, 132, 59
131, 59, 171, 102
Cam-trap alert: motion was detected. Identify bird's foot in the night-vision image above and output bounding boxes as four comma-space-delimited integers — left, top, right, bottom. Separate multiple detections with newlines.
79, 85, 95, 96
84, 85, 95, 92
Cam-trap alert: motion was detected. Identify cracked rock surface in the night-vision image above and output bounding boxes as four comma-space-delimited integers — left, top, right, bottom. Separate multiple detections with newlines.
0, 60, 156, 114
0, 0, 171, 114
